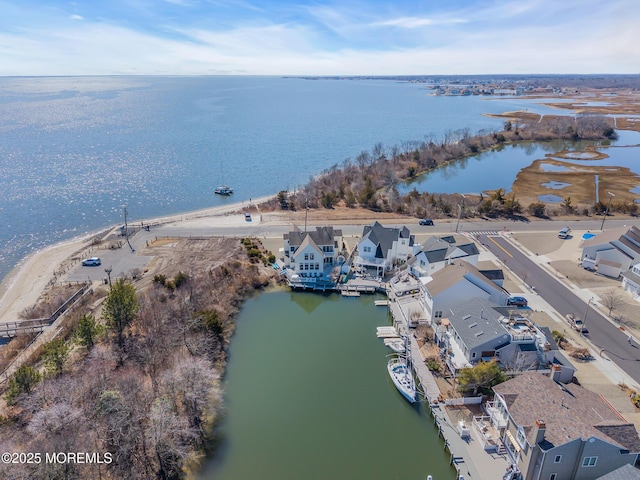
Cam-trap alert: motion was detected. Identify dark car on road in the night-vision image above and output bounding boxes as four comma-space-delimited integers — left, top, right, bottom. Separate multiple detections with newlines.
419, 219, 434, 226
507, 296, 528, 307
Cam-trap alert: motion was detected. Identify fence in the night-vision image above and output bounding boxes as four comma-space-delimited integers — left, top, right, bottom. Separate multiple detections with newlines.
0, 283, 91, 386
444, 396, 483, 406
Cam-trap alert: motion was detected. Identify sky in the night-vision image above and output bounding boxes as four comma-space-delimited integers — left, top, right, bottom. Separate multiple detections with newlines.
0, 0, 638, 76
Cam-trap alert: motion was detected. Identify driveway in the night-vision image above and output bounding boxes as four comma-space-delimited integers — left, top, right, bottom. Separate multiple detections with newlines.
476, 232, 640, 385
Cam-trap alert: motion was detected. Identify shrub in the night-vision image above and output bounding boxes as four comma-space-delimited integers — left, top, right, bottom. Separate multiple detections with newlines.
153, 274, 167, 286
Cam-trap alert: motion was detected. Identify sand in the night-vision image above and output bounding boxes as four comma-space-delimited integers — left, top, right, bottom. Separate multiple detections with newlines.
0, 195, 275, 326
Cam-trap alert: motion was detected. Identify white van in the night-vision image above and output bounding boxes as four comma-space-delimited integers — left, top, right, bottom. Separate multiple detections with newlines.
558, 227, 571, 239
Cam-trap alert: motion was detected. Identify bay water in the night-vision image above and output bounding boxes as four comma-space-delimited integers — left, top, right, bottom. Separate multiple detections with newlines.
199, 290, 455, 480
1, 76, 553, 282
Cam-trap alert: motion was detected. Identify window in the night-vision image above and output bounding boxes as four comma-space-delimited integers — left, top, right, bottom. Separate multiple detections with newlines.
472, 352, 476, 358
363, 246, 371, 253
582, 457, 597, 467
516, 427, 526, 447
310, 253, 314, 260
304, 254, 309, 260
554, 455, 561, 463
550, 474, 556, 480
434, 311, 443, 319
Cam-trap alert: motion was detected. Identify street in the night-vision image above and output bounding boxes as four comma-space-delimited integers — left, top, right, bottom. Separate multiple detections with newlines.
476, 232, 640, 384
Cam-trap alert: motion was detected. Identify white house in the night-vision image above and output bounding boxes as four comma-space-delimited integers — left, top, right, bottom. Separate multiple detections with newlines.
581, 226, 640, 276
353, 221, 414, 277
283, 226, 343, 280
438, 298, 562, 378
421, 261, 510, 323
408, 235, 479, 278
622, 262, 640, 301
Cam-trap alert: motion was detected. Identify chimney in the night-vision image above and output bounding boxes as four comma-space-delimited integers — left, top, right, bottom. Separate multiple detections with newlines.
551, 364, 562, 382
533, 420, 546, 445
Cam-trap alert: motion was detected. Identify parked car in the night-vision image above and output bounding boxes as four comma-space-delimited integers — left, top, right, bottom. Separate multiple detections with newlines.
565, 313, 588, 333
419, 219, 434, 226
244, 213, 252, 221
558, 227, 571, 239
82, 257, 101, 266
507, 296, 528, 307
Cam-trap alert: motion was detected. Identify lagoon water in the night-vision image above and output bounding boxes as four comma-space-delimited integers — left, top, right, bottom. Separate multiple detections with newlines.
199, 290, 455, 480
1, 76, 569, 282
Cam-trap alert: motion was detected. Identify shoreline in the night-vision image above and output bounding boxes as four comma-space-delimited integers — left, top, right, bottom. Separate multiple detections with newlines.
0, 194, 275, 325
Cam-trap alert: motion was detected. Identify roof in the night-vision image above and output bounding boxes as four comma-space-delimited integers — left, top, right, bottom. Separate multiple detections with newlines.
285, 226, 342, 247
596, 463, 640, 480
493, 372, 640, 452
447, 298, 509, 350
294, 234, 324, 258
582, 225, 640, 251
479, 269, 505, 281
426, 261, 507, 297
456, 243, 480, 256
599, 259, 622, 268
361, 221, 414, 259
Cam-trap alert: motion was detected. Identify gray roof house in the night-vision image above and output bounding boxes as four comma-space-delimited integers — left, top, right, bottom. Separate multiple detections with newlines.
408, 235, 479, 278
489, 372, 640, 480
581, 226, 640, 276
621, 262, 640, 301
283, 226, 343, 287
354, 221, 414, 277
439, 298, 561, 376
420, 261, 510, 322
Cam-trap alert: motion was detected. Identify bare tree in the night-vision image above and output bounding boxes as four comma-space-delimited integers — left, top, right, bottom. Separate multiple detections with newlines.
601, 288, 624, 317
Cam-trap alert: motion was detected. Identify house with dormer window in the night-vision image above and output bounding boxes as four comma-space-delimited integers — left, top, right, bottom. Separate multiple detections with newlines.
353, 221, 414, 277
487, 373, 640, 480
283, 226, 343, 283
408, 235, 479, 278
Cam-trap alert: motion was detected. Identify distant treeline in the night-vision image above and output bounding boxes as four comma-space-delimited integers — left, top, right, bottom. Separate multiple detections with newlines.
264, 114, 618, 220
291, 74, 640, 90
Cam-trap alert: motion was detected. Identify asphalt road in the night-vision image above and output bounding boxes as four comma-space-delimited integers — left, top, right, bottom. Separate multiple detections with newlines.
476, 233, 640, 384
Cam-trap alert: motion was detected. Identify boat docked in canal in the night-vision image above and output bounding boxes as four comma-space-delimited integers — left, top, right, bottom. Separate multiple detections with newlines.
387, 337, 416, 403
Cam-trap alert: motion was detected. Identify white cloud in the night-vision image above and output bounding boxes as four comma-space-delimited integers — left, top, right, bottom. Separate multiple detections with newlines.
372, 16, 467, 28
69, 14, 83, 21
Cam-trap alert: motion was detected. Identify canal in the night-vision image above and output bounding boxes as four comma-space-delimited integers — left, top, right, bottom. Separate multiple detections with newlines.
199, 289, 455, 480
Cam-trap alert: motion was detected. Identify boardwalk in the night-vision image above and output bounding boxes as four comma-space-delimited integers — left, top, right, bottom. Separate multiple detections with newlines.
386, 285, 512, 480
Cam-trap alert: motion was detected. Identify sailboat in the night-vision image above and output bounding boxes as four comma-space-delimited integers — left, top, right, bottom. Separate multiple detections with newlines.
387, 335, 416, 403
214, 163, 233, 195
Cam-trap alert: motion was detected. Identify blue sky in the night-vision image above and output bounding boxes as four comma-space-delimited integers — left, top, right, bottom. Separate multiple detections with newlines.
0, 0, 638, 75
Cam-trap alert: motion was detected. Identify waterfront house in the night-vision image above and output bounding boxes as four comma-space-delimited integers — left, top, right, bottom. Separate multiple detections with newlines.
420, 261, 510, 323
353, 221, 414, 277
580, 226, 640, 277
488, 372, 640, 480
437, 298, 570, 379
621, 262, 640, 301
283, 226, 343, 286
407, 235, 479, 278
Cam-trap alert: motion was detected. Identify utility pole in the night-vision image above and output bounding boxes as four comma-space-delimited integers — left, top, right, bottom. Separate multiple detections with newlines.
304, 193, 309, 233
122, 204, 134, 253
600, 192, 615, 231
455, 194, 466, 233
122, 204, 128, 238
582, 297, 594, 335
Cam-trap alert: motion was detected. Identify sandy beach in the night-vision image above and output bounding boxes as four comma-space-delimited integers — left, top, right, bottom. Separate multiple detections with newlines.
0, 194, 275, 326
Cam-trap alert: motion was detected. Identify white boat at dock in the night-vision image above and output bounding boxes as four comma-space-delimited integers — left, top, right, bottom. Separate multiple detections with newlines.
387, 336, 416, 403
376, 326, 399, 338
383, 338, 405, 353
387, 356, 416, 403
374, 299, 389, 306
